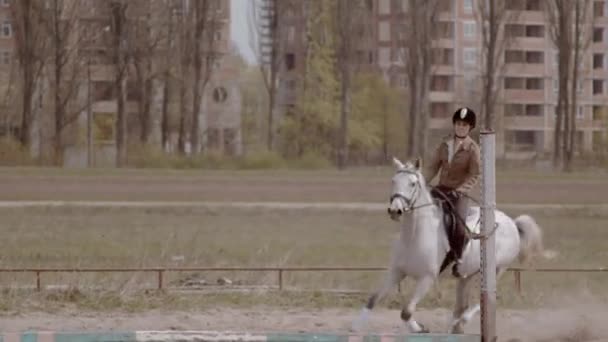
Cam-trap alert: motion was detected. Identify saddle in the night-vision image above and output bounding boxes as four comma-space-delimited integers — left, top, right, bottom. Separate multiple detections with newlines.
429, 186, 470, 275
429, 186, 458, 234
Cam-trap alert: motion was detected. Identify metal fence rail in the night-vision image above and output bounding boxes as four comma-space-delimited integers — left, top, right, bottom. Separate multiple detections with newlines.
0, 266, 606, 293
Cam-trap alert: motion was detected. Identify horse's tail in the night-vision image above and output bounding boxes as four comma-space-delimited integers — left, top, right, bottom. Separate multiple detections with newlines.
515, 214, 545, 264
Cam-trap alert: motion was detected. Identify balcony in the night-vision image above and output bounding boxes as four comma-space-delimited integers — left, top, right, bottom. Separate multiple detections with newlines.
503, 115, 545, 129
503, 89, 545, 102
429, 91, 454, 102
504, 63, 548, 76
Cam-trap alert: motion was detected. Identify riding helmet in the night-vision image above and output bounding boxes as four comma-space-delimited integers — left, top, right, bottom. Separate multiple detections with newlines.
452, 107, 476, 129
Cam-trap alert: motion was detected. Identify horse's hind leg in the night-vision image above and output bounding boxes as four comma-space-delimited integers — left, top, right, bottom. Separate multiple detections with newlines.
450, 267, 508, 333
401, 275, 434, 333
352, 268, 404, 332
450, 276, 473, 334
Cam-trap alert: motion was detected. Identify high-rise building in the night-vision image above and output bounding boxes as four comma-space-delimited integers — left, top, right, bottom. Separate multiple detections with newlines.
263, 0, 608, 159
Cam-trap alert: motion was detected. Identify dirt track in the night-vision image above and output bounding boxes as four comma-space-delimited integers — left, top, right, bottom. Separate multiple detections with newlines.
2, 305, 608, 341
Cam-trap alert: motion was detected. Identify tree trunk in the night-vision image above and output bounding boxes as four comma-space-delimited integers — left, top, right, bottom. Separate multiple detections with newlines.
189, 1, 206, 155
483, 0, 497, 131
178, 78, 187, 155
337, 63, 351, 169
161, 67, 170, 151
267, 78, 275, 151
112, 1, 128, 167
161, 11, 173, 152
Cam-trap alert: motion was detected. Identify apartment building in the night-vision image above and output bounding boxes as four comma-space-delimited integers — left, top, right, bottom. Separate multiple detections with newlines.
0, 0, 241, 166
77, 0, 241, 164
377, 0, 608, 158
0, 0, 15, 137
259, 0, 608, 159
258, 0, 378, 117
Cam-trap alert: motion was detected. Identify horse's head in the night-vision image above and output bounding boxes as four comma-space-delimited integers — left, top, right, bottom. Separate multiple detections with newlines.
387, 157, 425, 221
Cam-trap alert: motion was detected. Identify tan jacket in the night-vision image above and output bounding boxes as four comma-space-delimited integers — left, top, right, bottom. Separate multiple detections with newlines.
422, 134, 481, 194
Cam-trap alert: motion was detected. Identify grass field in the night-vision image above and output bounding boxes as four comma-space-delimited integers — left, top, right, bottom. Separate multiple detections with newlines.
0, 166, 606, 204
1, 205, 606, 313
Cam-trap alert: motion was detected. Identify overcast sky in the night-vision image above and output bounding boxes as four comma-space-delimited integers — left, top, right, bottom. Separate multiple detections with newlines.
230, 0, 257, 65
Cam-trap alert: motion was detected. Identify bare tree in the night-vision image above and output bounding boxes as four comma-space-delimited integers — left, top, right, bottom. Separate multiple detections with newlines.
335, 0, 367, 169
545, 0, 572, 168
44, 0, 91, 164
10, 0, 47, 149
476, 1, 519, 131
564, 0, 592, 171
109, 0, 129, 167
160, 2, 176, 151
176, 0, 190, 154
396, 0, 440, 158
131, 1, 163, 145
544, 0, 591, 170
248, 0, 284, 151
189, 0, 219, 155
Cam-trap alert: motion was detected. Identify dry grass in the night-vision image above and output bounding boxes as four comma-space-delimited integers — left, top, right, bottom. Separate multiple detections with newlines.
0, 168, 606, 203
0, 206, 606, 312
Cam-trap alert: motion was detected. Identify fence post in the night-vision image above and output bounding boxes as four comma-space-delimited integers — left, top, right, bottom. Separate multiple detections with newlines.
514, 270, 522, 295
158, 270, 164, 290
278, 269, 283, 290
36, 271, 41, 291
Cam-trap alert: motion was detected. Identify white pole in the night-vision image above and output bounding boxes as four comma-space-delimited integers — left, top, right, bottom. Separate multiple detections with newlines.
480, 130, 496, 342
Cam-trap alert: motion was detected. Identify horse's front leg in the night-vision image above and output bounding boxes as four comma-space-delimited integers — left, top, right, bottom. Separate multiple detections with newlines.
401, 275, 434, 333
352, 267, 404, 332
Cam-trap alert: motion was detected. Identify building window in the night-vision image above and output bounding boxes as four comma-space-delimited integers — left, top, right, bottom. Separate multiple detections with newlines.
212, 87, 228, 103
553, 79, 558, 92
594, 1, 605, 17
379, 21, 390, 41
526, 77, 543, 90
1, 50, 9, 64
577, 106, 585, 119
593, 53, 604, 69
526, 51, 544, 63
285, 53, 295, 70
505, 104, 524, 116
504, 77, 524, 89
431, 75, 452, 92
463, 21, 476, 38
525, 25, 544, 38
214, 31, 222, 41
463, 47, 477, 66
2, 21, 11, 37
430, 102, 450, 118
463, 0, 473, 13
593, 79, 604, 94
379, 0, 390, 15
593, 27, 604, 42
526, 104, 543, 116
378, 47, 390, 66
505, 50, 524, 63
525, 0, 541, 11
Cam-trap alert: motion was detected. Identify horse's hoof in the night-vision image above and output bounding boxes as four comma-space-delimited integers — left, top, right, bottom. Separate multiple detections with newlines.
450, 325, 464, 334
418, 323, 430, 334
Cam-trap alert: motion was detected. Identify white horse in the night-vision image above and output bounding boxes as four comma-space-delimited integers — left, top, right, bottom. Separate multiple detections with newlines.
352, 157, 545, 334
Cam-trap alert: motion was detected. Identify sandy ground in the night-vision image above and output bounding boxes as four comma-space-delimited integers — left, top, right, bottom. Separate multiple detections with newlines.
2, 304, 608, 342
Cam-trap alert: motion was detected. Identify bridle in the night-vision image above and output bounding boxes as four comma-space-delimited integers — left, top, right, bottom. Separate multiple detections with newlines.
389, 169, 435, 213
